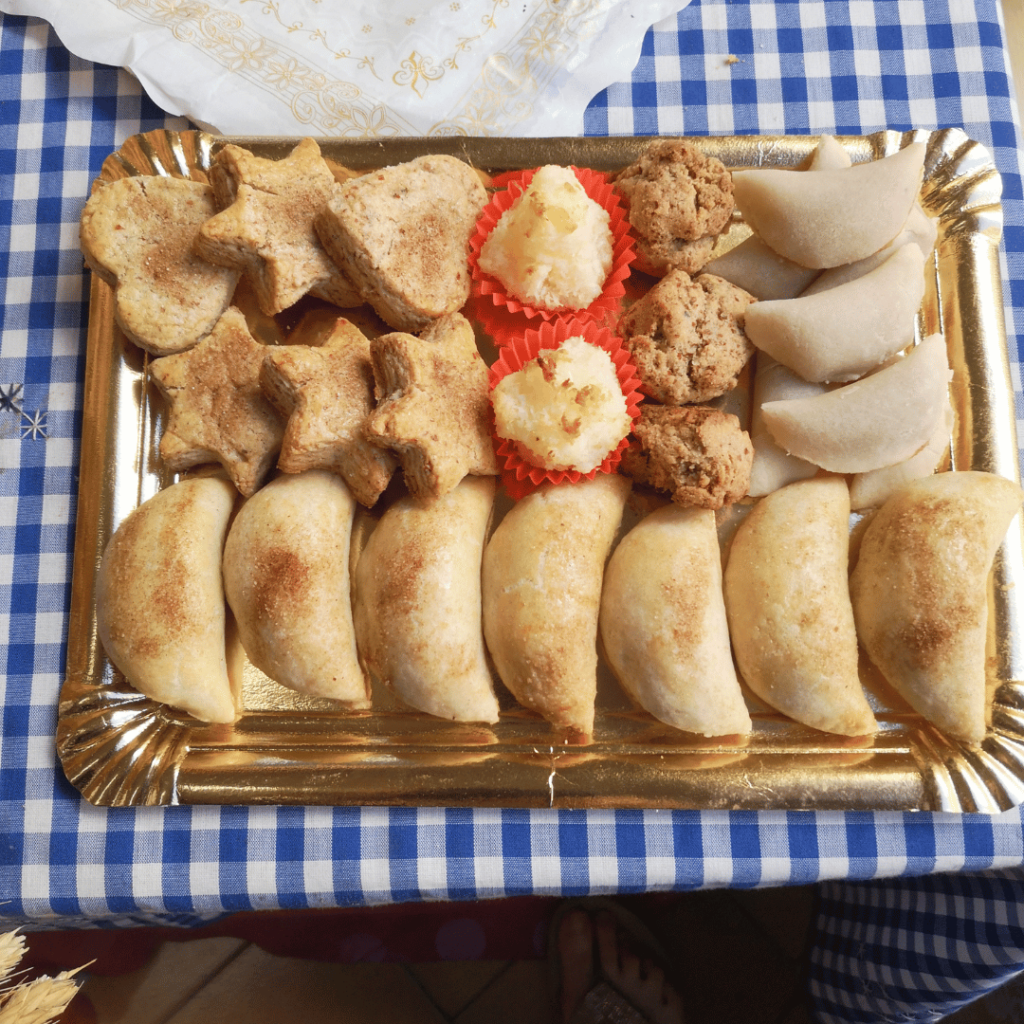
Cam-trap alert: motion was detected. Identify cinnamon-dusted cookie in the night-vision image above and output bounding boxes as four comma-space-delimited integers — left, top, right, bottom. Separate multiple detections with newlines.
317, 155, 487, 332
615, 140, 734, 277
196, 137, 360, 315
260, 317, 398, 508
368, 312, 497, 501
150, 306, 283, 497
619, 270, 756, 405
80, 175, 240, 355
621, 404, 752, 510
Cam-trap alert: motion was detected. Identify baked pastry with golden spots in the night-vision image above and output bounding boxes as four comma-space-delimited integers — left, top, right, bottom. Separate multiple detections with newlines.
850, 470, 1024, 745
150, 306, 283, 497
482, 474, 631, 741
353, 475, 499, 723
80, 175, 240, 355
196, 137, 360, 315
600, 504, 753, 737
96, 475, 242, 724
260, 317, 397, 507
618, 270, 755, 405
615, 140, 734, 277
621, 404, 752, 509
223, 470, 371, 707
724, 476, 877, 736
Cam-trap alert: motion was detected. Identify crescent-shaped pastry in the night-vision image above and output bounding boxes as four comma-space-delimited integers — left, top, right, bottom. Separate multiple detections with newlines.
743, 243, 925, 383
482, 475, 630, 740
761, 334, 951, 474
849, 399, 953, 510
702, 235, 820, 301
95, 476, 242, 724
723, 476, 877, 736
748, 355, 825, 497
807, 135, 853, 171
801, 204, 936, 297
732, 142, 925, 268
850, 471, 1023, 745
702, 137, 853, 300
353, 475, 499, 723
600, 505, 752, 736
222, 470, 370, 706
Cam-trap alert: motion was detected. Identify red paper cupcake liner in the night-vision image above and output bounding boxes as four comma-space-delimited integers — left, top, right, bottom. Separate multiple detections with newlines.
469, 166, 636, 343
489, 318, 643, 500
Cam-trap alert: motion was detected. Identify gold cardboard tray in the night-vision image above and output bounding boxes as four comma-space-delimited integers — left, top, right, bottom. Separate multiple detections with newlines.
59, 129, 1024, 811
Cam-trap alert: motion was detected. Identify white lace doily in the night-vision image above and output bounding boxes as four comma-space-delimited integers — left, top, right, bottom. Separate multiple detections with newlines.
3, 0, 691, 136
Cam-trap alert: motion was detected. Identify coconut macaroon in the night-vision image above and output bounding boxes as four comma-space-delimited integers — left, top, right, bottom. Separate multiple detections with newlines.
478, 165, 614, 311
492, 335, 631, 473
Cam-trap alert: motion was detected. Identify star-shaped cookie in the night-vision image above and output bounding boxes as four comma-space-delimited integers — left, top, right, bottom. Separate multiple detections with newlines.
150, 306, 284, 496
195, 137, 360, 315
368, 312, 497, 501
260, 317, 398, 507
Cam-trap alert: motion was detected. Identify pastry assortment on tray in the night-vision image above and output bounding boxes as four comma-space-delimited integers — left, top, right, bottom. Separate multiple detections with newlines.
80, 133, 1023, 752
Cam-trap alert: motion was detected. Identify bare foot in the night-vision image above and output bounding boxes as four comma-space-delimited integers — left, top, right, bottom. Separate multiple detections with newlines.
557, 906, 684, 1024
594, 912, 684, 1024
558, 909, 596, 1023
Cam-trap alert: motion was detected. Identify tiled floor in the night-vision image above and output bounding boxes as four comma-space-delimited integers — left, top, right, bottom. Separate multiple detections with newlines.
23, 885, 1024, 1023
30, 888, 820, 1024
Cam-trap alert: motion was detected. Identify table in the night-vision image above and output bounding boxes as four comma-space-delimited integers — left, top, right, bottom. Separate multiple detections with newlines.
1, 3, 1023, 1015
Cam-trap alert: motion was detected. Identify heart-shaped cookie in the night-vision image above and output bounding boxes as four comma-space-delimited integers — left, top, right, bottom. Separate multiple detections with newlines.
80, 175, 240, 355
317, 154, 487, 332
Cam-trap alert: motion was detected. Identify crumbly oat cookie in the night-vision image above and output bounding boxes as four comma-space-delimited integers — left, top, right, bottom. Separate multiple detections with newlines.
80, 175, 240, 356
619, 270, 756, 405
260, 317, 398, 508
150, 306, 284, 497
615, 140, 734, 277
317, 155, 487, 332
367, 312, 497, 501
196, 137, 361, 315
620, 404, 752, 509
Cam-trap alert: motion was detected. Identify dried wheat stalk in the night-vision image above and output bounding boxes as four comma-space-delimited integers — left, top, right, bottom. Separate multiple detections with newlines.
0, 931, 26, 987
0, 929, 86, 1024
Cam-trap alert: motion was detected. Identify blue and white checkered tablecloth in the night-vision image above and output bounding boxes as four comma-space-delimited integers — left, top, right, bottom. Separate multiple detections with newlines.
2, 2, 1024, 1020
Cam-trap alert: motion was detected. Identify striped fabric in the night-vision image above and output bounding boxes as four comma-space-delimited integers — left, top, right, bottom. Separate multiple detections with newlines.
811, 867, 1024, 1023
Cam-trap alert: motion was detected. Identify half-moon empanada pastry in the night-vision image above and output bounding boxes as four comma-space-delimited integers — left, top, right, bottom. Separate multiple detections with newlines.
482, 474, 630, 741
731, 142, 925, 269
223, 470, 370, 706
800, 203, 936, 296
849, 398, 953, 510
747, 354, 823, 498
760, 334, 951, 474
600, 505, 752, 737
850, 471, 1023, 745
807, 135, 853, 171
723, 476, 877, 736
703, 235, 820, 301
353, 475, 499, 723
95, 476, 242, 724
743, 243, 925, 383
